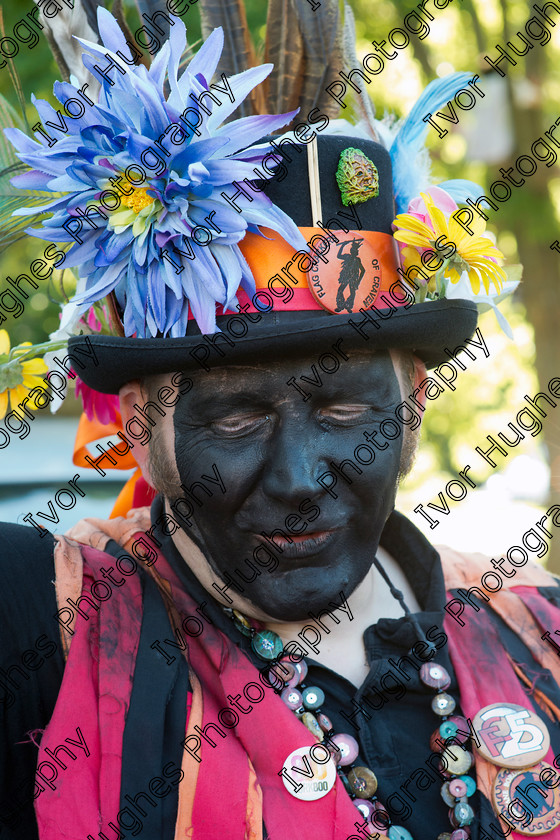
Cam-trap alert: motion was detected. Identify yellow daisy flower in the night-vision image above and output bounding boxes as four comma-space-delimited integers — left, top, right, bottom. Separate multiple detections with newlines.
0, 330, 49, 419
393, 191, 506, 296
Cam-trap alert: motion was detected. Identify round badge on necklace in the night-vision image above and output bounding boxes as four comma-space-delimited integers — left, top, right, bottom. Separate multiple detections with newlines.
493, 762, 560, 835
281, 745, 337, 801
472, 703, 550, 768
306, 231, 382, 314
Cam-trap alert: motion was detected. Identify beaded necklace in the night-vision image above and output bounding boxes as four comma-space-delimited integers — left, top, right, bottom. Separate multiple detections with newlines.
223, 553, 478, 840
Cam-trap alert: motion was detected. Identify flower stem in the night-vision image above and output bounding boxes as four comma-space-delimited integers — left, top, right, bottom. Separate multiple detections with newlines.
6, 338, 68, 366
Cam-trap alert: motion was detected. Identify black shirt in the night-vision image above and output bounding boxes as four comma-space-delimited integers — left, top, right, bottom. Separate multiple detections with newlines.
0, 523, 65, 839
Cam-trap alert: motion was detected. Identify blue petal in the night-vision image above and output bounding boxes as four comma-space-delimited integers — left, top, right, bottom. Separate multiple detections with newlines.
170, 136, 229, 171
52, 83, 100, 132
32, 95, 70, 131
180, 262, 218, 334
10, 170, 53, 190
176, 28, 224, 101
12, 194, 73, 216
127, 133, 168, 173
190, 198, 248, 233
148, 41, 171, 93
169, 300, 190, 337
211, 243, 242, 305
73, 259, 124, 302
165, 18, 188, 111
240, 199, 306, 252
97, 6, 130, 55
213, 111, 299, 156
60, 235, 104, 268
147, 260, 168, 331
207, 64, 273, 130
94, 228, 134, 266
4, 126, 43, 154
201, 158, 266, 184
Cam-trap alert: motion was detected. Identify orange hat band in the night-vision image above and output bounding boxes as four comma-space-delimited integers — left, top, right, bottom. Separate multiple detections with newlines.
218, 227, 407, 317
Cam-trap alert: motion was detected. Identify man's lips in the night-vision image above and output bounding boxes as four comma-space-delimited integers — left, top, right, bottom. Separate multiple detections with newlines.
254, 529, 340, 559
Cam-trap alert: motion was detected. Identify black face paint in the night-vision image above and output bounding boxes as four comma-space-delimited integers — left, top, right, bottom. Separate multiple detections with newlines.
171, 350, 404, 621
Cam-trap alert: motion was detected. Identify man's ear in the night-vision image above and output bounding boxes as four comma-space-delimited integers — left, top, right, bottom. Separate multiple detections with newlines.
412, 355, 428, 414
119, 380, 154, 486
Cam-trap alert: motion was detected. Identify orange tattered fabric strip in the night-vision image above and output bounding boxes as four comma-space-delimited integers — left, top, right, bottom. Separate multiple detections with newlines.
174, 672, 204, 840
72, 411, 147, 517
138, 549, 265, 840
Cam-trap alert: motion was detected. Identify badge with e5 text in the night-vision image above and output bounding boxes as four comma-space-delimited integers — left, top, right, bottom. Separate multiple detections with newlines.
472, 703, 550, 769
307, 231, 382, 314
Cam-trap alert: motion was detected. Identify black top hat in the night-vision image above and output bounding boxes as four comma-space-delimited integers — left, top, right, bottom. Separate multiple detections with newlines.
69, 135, 477, 394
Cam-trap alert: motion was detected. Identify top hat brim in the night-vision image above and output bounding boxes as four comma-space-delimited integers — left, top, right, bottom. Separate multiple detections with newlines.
69, 299, 478, 394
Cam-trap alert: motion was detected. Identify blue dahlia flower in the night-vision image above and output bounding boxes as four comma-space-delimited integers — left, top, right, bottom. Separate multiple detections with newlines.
6, 8, 306, 337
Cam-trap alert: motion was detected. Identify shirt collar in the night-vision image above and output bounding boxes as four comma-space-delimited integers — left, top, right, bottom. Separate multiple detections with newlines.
379, 509, 446, 613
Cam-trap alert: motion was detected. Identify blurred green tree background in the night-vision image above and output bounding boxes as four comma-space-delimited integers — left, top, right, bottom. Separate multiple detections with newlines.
0, 0, 559, 564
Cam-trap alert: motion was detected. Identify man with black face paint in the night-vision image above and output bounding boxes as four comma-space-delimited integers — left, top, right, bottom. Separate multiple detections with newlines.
144, 351, 407, 619
3, 57, 560, 840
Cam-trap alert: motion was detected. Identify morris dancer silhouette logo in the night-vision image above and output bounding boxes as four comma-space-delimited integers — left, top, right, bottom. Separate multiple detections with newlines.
334, 238, 365, 313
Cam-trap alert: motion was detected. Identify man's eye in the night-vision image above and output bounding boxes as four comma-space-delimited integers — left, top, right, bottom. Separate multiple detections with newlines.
211, 414, 270, 435
319, 405, 370, 421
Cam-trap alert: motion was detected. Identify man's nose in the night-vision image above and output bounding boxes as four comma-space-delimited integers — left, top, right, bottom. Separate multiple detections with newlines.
261, 417, 326, 503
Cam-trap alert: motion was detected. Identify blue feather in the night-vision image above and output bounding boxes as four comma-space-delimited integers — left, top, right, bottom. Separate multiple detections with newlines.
390, 72, 474, 213
438, 179, 484, 204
